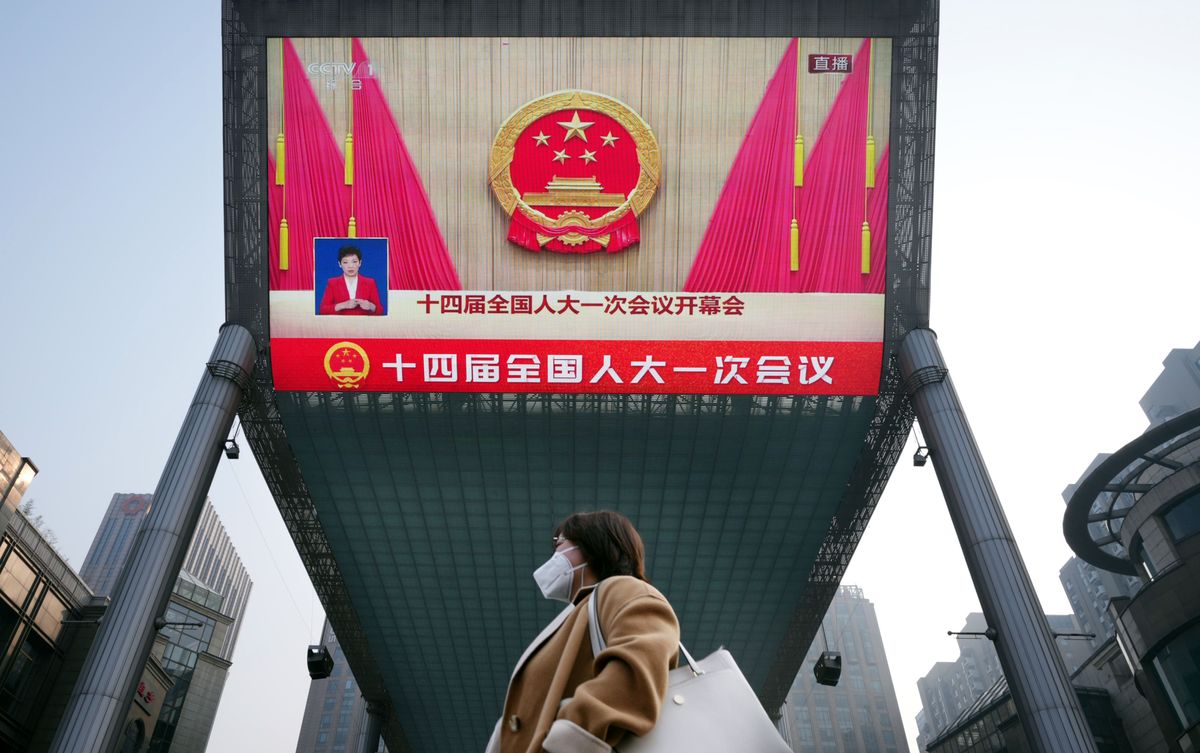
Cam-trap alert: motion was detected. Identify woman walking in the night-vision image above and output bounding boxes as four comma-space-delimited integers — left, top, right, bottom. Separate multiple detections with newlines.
487, 511, 679, 753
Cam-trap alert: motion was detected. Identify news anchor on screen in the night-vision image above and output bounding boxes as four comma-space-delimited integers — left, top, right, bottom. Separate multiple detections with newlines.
319, 245, 382, 316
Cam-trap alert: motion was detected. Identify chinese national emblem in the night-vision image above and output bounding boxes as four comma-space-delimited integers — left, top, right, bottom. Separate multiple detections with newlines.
323, 341, 370, 389
488, 90, 660, 254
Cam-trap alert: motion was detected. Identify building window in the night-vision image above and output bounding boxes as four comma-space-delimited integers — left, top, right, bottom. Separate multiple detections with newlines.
1131, 537, 1159, 579
119, 719, 146, 753
1150, 621, 1200, 729
1164, 490, 1200, 543
0, 552, 36, 609
0, 631, 53, 723
815, 707, 833, 741
33, 588, 67, 642
794, 706, 813, 744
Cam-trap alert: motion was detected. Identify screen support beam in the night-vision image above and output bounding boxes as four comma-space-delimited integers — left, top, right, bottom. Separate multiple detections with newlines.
898, 328, 1098, 753
356, 702, 385, 753
49, 324, 256, 753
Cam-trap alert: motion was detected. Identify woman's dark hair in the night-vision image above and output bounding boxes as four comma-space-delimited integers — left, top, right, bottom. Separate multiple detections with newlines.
555, 510, 647, 582
338, 245, 362, 262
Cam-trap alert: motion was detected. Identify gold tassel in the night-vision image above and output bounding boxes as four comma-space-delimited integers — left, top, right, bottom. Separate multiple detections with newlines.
865, 136, 876, 188
275, 133, 286, 185
790, 219, 800, 272
861, 221, 871, 274
794, 135, 804, 187
347, 216, 357, 238
279, 218, 290, 270
344, 133, 354, 186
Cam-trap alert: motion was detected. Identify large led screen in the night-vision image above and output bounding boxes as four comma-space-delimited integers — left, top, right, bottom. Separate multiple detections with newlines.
267, 38, 891, 394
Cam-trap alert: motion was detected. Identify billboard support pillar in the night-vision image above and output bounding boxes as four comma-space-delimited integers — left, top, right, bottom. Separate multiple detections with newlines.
356, 702, 385, 753
898, 328, 1098, 753
48, 323, 256, 753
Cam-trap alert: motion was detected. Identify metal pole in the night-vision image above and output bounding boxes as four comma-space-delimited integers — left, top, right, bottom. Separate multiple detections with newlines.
49, 324, 256, 753
356, 702, 385, 753
897, 329, 1097, 753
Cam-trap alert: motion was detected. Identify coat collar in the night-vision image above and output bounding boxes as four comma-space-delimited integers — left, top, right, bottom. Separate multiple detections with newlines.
510, 601, 575, 681
509, 583, 600, 681
573, 583, 598, 605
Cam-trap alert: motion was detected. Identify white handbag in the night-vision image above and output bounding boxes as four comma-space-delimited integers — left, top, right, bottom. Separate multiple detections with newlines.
587, 583, 792, 753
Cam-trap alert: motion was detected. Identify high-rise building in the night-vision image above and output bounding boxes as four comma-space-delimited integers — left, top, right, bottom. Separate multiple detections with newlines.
914, 613, 1085, 749
78, 493, 151, 597
1059, 555, 1141, 650
915, 614, 1003, 749
1138, 340, 1200, 427
779, 586, 909, 753
177, 503, 252, 661
81, 494, 252, 661
80, 493, 252, 753
295, 619, 386, 753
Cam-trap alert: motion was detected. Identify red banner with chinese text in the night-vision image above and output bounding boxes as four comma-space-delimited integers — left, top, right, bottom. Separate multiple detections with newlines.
272, 338, 881, 395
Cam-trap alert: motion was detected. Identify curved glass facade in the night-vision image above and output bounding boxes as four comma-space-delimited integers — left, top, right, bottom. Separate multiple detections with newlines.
1164, 489, 1200, 543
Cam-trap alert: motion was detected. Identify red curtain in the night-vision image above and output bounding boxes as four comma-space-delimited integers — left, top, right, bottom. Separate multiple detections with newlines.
269, 39, 351, 290
684, 39, 886, 294
790, 38, 873, 293
684, 40, 797, 292
352, 39, 462, 290
861, 146, 889, 294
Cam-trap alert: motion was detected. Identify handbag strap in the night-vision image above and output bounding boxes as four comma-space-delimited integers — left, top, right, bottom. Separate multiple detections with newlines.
588, 580, 703, 676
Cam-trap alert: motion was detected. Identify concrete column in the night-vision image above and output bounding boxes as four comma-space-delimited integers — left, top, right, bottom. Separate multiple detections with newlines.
49, 324, 256, 753
898, 329, 1097, 753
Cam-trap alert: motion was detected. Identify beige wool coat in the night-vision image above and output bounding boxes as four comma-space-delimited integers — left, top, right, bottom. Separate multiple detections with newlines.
486, 575, 681, 753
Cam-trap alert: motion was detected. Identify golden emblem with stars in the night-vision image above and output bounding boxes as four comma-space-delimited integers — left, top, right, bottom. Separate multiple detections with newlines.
323, 341, 370, 389
557, 111, 594, 142
488, 90, 660, 254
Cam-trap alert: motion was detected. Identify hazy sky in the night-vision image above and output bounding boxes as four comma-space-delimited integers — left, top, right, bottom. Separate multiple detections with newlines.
1, 1, 1197, 751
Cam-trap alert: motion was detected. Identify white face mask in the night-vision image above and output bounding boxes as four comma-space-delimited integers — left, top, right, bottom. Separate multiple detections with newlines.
533, 546, 588, 603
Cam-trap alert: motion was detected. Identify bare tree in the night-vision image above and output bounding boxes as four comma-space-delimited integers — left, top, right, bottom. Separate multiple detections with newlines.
19, 498, 58, 547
